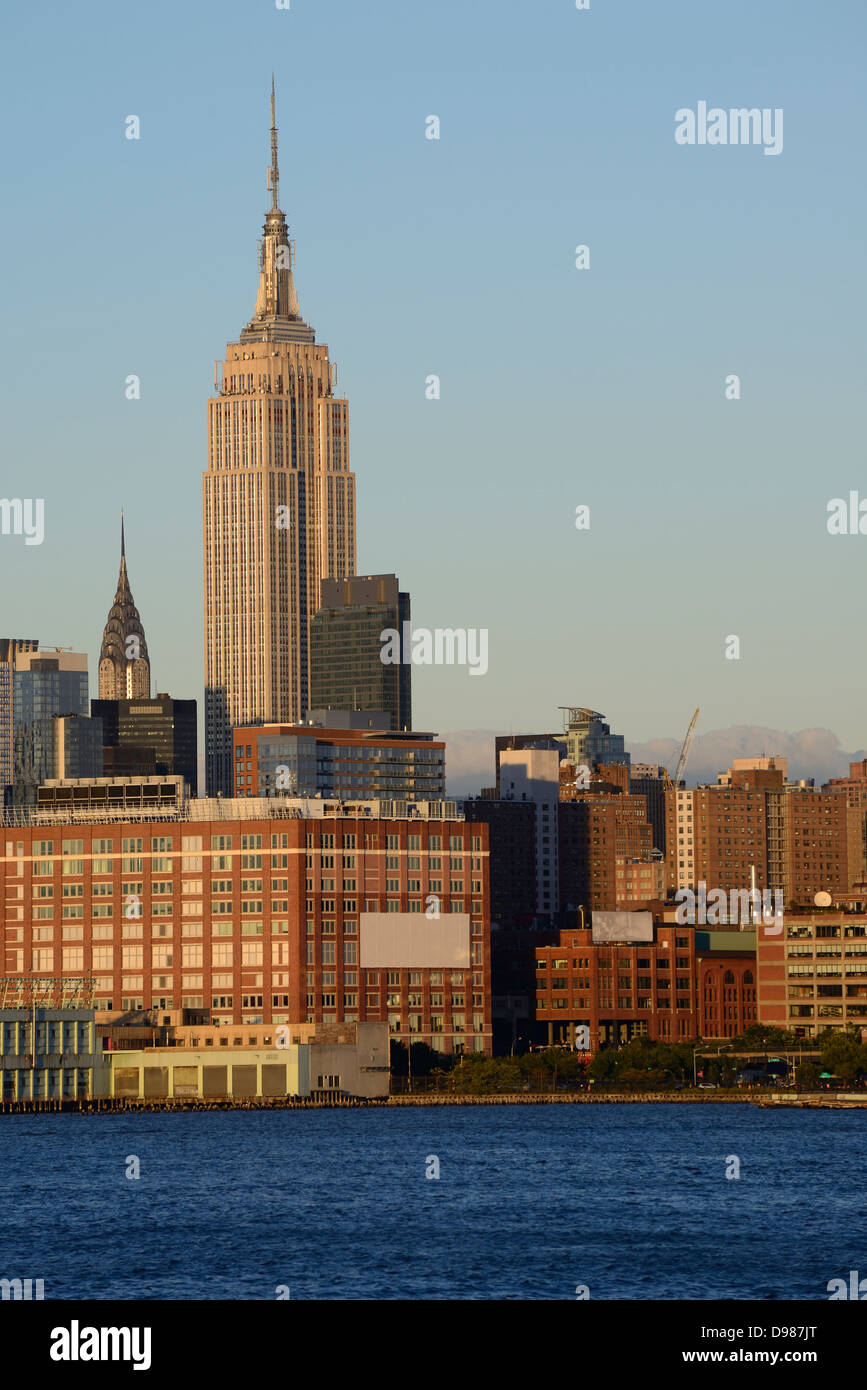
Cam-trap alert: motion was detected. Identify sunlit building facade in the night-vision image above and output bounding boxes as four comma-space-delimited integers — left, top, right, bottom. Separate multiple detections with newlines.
204, 88, 356, 794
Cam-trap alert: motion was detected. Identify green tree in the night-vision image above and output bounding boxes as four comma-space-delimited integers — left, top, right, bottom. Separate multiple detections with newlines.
735, 1023, 796, 1050
588, 1049, 620, 1086
819, 1030, 867, 1085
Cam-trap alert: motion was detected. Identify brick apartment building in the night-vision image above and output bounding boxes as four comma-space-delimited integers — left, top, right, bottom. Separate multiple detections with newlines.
824, 759, 867, 887
667, 765, 855, 906
0, 799, 492, 1056
559, 796, 653, 912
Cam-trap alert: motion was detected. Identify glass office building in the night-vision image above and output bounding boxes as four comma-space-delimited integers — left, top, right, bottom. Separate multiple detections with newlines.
310, 575, 412, 732
91, 694, 197, 795
10, 653, 90, 805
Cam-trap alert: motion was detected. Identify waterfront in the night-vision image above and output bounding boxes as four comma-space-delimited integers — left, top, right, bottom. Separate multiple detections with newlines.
0, 1104, 862, 1300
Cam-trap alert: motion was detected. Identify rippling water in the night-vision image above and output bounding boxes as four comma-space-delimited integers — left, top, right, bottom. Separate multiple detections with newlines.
0, 1103, 859, 1299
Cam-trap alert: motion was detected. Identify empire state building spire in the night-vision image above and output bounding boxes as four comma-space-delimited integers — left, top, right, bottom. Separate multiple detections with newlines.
98, 515, 151, 699
269, 74, 280, 214
242, 81, 311, 342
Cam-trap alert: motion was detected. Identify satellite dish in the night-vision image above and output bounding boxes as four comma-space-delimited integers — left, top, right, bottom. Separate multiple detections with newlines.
814, 891, 832, 907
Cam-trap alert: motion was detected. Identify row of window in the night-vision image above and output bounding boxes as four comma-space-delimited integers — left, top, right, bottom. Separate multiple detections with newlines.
8, 831, 484, 858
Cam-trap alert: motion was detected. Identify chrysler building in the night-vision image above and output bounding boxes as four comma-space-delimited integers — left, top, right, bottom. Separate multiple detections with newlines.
98, 516, 151, 699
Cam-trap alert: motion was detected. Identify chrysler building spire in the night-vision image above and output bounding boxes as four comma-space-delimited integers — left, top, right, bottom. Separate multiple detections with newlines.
242, 81, 309, 341
98, 516, 151, 699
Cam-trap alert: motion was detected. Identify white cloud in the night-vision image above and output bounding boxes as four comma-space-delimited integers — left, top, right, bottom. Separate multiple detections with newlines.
628, 726, 866, 786
443, 729, 498, 797
443, 725, 867, 797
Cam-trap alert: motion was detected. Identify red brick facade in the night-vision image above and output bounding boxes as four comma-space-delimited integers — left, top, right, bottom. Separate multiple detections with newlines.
535, 924, 697, 1049
0, 812, 492, 1055
757, 911, 867, 1038
698, 956, 757, 1038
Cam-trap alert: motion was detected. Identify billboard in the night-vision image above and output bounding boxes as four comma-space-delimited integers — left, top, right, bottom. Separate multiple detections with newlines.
590, 910, 654, 943
359, 913, 470, 969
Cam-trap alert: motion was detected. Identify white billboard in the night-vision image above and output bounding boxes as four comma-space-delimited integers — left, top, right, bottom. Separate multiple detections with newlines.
591, 910, 654, 943
360, 913, 470, 968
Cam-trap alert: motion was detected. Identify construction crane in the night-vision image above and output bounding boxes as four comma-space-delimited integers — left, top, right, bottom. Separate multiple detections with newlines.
663, 707, 699, 793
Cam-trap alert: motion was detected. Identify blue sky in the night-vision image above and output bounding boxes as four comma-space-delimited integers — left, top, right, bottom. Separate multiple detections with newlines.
1, 0, 864, 791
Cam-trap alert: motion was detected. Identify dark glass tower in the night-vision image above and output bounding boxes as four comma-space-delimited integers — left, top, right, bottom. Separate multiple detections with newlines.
309, 574, 411, 731
91, 694, 198, 795
11, 653, 90, 805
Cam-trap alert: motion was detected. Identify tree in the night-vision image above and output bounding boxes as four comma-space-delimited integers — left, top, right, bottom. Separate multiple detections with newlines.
407, 1042, 439, 1077
588, 1049, 620, 1086
819, 1030, 867, 1085
735, 1023, 796, 1050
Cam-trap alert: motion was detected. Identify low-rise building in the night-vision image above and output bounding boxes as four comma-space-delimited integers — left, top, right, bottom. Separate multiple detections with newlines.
535, 916, 761, 1051
695, 930, 757, 1039
535, 913, 697, 1049
0, 983, 98, 1101
106, 1021, 389, 1100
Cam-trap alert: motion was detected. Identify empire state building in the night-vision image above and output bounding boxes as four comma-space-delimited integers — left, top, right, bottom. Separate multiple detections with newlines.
204, 86, 356, 795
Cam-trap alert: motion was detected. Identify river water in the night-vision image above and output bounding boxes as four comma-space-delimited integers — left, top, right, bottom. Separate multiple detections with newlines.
0, 1102, 858, 1299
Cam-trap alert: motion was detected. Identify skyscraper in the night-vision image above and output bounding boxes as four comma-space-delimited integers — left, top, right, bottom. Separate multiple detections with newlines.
9, 649, 90, 805
204, 85, 356, 795
310, 575, 411, 731
91, 693, 198, 794
98, 518, 151, 700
